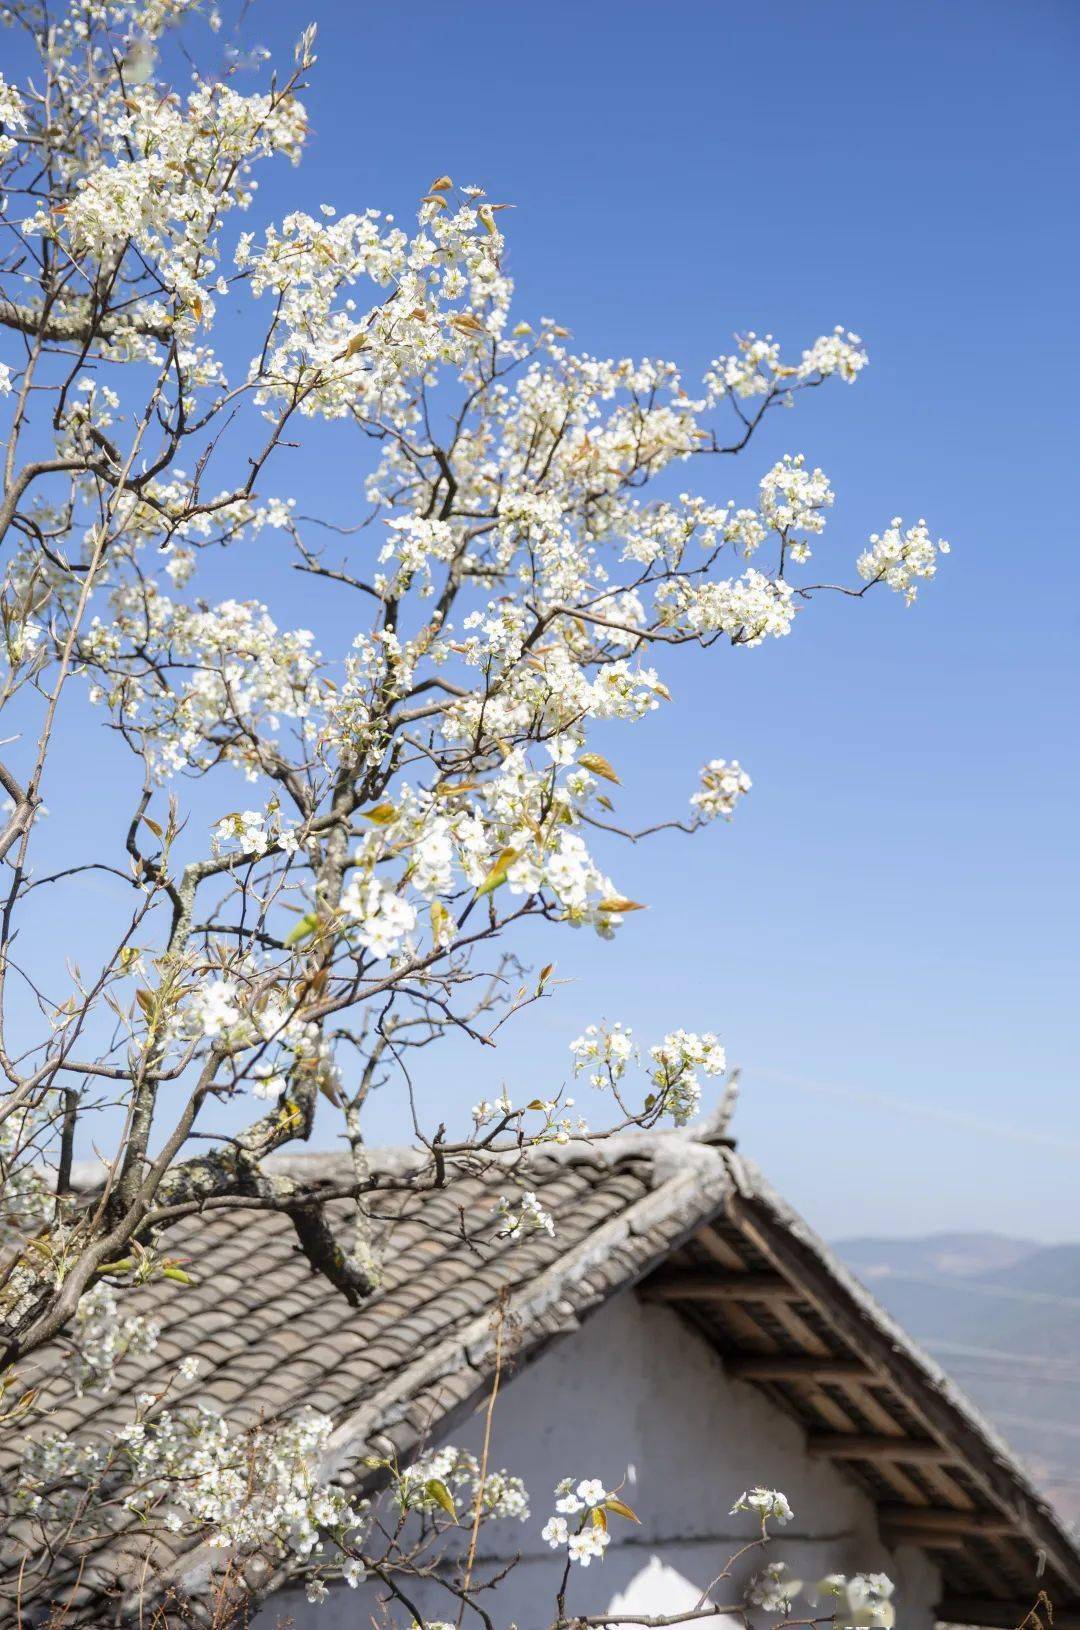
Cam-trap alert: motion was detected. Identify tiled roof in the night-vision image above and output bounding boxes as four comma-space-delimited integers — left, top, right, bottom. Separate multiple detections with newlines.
4, 1132, 1078, 1629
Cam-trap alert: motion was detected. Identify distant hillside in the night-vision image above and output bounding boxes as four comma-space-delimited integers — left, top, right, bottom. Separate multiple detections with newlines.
835, 1233, 1080, 1527
841, 1232, 1042, 1280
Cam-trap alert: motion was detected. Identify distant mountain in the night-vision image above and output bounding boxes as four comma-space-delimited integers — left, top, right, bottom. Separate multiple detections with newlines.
835, 1233, 1080, 1527
841, 1231, 1041, 1280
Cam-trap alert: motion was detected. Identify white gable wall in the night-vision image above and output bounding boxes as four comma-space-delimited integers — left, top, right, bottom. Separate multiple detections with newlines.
262, 1290, 941, 1629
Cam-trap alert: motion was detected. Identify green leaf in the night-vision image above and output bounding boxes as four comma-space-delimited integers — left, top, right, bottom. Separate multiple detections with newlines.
425, 1478, 457, 1521
161, 1266, 195, 1286
97, 1258, 135, 1277
476, 846, 519, 898
142, 815, 163, 840
605, 1498, 641, 1524
361, 802, 397, 825
285, 912, 320, 948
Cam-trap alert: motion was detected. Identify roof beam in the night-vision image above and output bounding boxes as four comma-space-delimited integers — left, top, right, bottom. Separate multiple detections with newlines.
879, 1505, 1016, 1537
938, 1599, 1080, 1630
721, 1190, 1080, 1601
808, 1433, 956, 1464
640, 1270, 802, 1304
727, 1355, 873, 1383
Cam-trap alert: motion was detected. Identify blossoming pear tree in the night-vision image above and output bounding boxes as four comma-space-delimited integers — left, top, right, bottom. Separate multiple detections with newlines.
0, 0, 945, 1621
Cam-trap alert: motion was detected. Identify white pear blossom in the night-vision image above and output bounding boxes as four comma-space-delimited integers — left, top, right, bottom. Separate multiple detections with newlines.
731, 1487, 795, 1527
188, 979, 243, 1040
810, 1573, 895, 1629
570, 1023, 636, 1088
692, 759, 752, 822
857, 518, 950, 604
67, 1283, 161, 1396
657, 568, 797, 645
0, 2, 948, 1615
495, 1191, 556, 1241
0, 74, 28, 162
567, 1525, 611, 1565
649, 1030, 726, 1125
542, 1515, 569, 1548
748, 1560, 802, 1612
395, 1446, 528, 1521
340, 875, 417, 960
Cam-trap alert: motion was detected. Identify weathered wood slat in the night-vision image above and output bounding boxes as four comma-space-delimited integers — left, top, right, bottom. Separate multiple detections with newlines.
640, 1270, 801, 1303
727, 1355, 873, 1382
939, 1599, 1080, 1630
807, 1432, 954, 1464
878, 1505, 1015, 1536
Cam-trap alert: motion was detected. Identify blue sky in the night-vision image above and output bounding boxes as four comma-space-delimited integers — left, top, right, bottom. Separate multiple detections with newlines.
254, 0, 1080, 1239
10, 0, 1080, 1239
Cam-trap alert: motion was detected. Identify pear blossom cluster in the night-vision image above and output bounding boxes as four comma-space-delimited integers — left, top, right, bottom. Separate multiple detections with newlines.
647, 1030, 726, 1126
169, 971, 342, 1106
692, 759, 753, 822
495, 1191, 556, 1241
812, 1572, 896, 1629
539, 1477, 640, 1568
0, 1111, 54, 1238
746, 1563, 896, 1626
0, 75, 27, 162
121, 1404, 366, 1556
857, 518, 951, 604
185, 979, 243, 1041
731, 1487, 795, 1528
340, 875, 418, 961
212, 806, 300, 860
0, 0, 951, 1617
657, 568, 798, 646
569, 1022, 636, 1089
25, 77, 306, 318
394, 1446, 529, 1522
748, 1560, 801, 1612
17, 1363, 366, 1567
759, 455, 834, 562
473, 1090, 588, 1145
67, 1283, 161, 1396
568, 1022, 726, 1126
705, 327, 867, 402
542, 1483, 611, 1566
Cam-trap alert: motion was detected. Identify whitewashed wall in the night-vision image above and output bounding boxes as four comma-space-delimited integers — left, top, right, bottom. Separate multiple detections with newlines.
260, 1290, 941, 1629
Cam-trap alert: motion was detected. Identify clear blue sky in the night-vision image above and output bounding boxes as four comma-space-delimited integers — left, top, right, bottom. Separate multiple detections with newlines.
253, 0, 1080, 1239
13, 0, 1080, 1239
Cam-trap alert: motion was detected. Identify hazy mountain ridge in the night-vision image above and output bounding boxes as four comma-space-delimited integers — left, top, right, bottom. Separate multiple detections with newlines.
835, 1233, 1080, 1526
840, 1231, 1045, 1280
